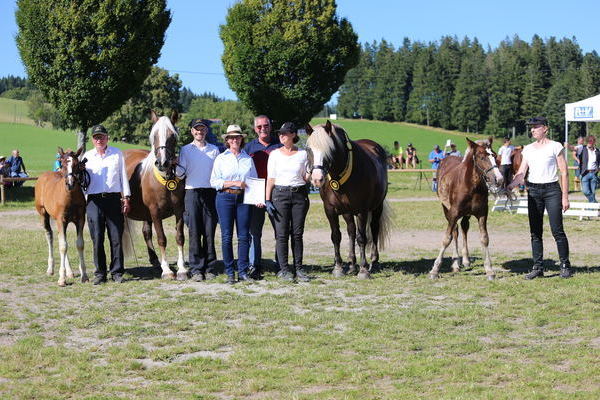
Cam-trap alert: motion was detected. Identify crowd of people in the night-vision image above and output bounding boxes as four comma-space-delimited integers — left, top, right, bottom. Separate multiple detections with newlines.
83, 115, 311, 285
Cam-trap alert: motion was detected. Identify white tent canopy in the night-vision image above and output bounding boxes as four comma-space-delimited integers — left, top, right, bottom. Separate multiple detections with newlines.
564, 94, 600, 143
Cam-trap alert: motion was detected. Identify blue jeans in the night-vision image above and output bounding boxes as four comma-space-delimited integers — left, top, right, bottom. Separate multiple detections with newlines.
581, 172, 598, 202
215, 192, 251, 278
249, 206, 278, 271
527, 182, 570, 268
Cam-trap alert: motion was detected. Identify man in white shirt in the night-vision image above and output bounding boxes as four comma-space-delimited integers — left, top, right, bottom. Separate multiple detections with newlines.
497, 137, 514, 188
178, 119, 221, 281
83, 125, 131, 284
577, 135, 600, 203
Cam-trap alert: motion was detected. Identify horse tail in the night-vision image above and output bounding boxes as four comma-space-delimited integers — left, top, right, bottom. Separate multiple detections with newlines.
364, 199, 394, 251
376, 200, 393, 251
122, 218, 136, 260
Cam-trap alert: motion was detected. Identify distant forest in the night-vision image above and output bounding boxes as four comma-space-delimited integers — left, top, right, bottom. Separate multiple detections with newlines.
337, 35, 600, 140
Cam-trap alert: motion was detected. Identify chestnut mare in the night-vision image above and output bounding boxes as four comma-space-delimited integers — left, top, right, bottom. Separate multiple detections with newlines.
35, 147, 89, 286
306, 121, 392, 279
430, 138, 503, 280
123, 111, 187, 280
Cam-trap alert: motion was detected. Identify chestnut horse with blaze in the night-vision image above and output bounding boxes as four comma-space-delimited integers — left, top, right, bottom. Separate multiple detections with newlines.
123, 111, 187, 280
430, 138, 503, 280
35, 147, 89, 286
306, 121, 392, 279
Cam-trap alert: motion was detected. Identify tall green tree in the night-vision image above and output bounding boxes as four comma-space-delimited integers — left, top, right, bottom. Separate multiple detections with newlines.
391, 38, 416, 121
406, 43, 436, 125
580, 51, 600, 98
371, 40, 396, 121
521, 35, 550, 119
430, 36, 462, 129
485, 37, 527, 136
103, 67, 181, 144
543, 66, 584, 140
220, 0, 359, 125
16, 0, 171, 149
451, 38, 488, 133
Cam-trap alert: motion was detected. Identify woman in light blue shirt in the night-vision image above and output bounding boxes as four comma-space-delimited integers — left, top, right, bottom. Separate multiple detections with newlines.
210, 124, 258, 284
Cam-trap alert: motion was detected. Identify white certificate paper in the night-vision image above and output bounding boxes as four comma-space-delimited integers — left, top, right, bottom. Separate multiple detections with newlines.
243, 177, 265, 205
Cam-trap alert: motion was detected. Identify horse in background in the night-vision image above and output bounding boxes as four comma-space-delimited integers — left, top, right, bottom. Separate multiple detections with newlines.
430, 138, 503, 280
123, 110, 187, 280
34, 147, 88, 286
306, 121, 392, 279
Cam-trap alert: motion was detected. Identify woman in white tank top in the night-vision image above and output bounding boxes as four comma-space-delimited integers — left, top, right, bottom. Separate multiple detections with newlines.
508, 116, 572, 279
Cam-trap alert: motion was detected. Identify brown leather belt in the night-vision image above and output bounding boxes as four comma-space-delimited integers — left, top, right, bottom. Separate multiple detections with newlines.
221, 188, 243, 195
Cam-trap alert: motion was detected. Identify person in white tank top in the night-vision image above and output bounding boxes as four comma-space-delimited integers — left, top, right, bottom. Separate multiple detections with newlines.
508, 116, 572, 279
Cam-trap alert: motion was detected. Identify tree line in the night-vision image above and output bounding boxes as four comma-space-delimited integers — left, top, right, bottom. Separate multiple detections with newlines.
337, 35, 600, 140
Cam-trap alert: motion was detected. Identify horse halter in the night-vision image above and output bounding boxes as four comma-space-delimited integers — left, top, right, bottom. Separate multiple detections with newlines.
310, 130, 354, 191
473, 148, 500, 193
63, 156, 90, 191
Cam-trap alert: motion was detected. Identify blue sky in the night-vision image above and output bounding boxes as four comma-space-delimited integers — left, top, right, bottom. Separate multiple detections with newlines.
1, 0, 600, 101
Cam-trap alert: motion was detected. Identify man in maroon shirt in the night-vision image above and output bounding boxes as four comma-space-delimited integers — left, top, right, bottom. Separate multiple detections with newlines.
245, 115, 283, 279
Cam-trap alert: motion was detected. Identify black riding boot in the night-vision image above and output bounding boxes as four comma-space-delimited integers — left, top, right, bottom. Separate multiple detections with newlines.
525, 266, 544, 280
277, 266, 294, 281
296, 266, 310, 282
560, 263, 573, 279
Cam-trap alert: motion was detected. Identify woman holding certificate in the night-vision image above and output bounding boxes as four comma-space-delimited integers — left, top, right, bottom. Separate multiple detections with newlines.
265, 122, 311, 282
210, 124, 258, 284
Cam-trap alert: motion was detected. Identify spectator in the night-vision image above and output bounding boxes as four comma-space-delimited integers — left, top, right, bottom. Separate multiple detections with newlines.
210, 124, 259, 284
6, 149, 28, 187
0, 156, 11, 187
445, 143, 462, 157
508, 116, 572, 280
82, 125, 131, 284
405, 143, 417, 168
497, 137, 515, 188
244, 115, 283, 279
428, 144, 445, 191
566, 136, 585, 191
53, 153, 61, 172
179, 118, 220, 281
391, 141, 403, 169
577, 135, 600, 203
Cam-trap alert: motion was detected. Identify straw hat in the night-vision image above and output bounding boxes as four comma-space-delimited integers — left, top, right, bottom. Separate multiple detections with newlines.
221, 124, 247, 140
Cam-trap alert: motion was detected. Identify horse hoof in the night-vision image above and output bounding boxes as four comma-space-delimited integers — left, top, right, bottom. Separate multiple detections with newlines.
429, 273, 439, 280
357, 271, 371, 280
47, 271, 54, 276
451, 268, 461, 273
81, 275, 89, 283
347, 266, 357, 275
332, 268, 345, 278
67, 274, 75, 280
176, 271, 188, 281
58, 280, 66, 287
487, 275, 496, 281
161, 272, 175, 280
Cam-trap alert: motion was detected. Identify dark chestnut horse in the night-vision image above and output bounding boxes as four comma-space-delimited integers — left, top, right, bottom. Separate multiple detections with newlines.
430, 138, 503, 280
306, 121, 392, 279
35, 147, 89, 286
123, 111, 187, 280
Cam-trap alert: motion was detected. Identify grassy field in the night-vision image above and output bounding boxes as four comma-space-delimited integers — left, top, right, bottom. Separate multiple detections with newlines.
1, 191, 599, 399
0, 98, 33, 125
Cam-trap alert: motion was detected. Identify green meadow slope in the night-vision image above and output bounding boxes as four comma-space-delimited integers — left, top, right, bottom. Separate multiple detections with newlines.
0, 98, 488, 176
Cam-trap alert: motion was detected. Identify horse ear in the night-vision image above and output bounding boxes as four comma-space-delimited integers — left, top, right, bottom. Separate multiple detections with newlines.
170, 110, 179, 125
150, 109, 159, 123
57, 147, 64, 156
325, 120, 333, 136
466, 138, 477, 149
487, 136, 494, 147
75, 146, 83, 157
305, 124, 313, 136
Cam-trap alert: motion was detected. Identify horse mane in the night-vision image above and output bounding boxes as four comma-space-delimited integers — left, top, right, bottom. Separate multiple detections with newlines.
306, 123, 339, 160
140, 116, 178, 176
